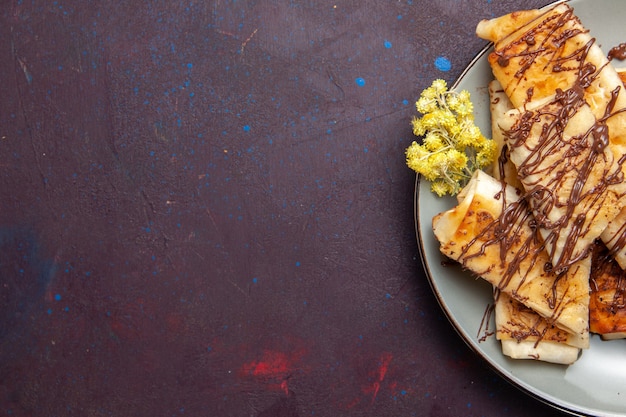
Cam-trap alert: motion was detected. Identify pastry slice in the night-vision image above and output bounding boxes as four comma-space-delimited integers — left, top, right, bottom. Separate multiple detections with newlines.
498, 96, 625, 274
476, 3, 577, 107
432, 170, 590, 344
496, 291, 583, 364
589, 240, 626, 339
488, 82, 583, 362
598, 67, 626, 270
476, 3, 626, 123
488, 79, 522, 191
600, 209, 626, 270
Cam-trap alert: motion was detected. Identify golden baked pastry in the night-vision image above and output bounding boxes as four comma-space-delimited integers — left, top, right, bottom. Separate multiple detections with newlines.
496, 291, 583, 364
432, 170, 590, 344
589, 240, 626, 339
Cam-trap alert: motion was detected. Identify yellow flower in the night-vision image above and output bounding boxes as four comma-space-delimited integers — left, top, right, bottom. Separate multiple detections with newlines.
476, 139, 498, 168
431, 79, 448, 94
405, 79, 497, 197
431, 180, 455, 197
405, 142, 430, 174
455, 100, 473, 117
422, 132, 445, 152
438, 109, 458, 132
416, 96, 437, 114
445, 148, 469, 171
411, 117, 426, 136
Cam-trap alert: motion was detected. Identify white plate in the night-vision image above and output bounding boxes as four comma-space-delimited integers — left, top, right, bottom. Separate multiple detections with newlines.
415, 1, 626, 416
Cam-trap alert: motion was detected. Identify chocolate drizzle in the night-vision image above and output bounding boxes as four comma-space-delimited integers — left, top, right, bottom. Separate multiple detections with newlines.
495, 3, 626, 277
505, 82, 625, 275
608, 42, 626, 61
452, 177, 573, 342
493, 7, 587, 83
458, 4, 626, 343
604, 219, 626, 260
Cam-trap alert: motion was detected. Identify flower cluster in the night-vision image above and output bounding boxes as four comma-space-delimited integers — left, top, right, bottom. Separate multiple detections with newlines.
405, 79, 496, 196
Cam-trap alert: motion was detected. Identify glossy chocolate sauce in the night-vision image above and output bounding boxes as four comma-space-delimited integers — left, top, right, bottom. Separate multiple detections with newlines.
604, 220, 626, 261
608, 43, 626, 61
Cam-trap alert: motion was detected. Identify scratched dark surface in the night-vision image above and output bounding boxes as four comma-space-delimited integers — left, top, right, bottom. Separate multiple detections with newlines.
0, 1, 573, 416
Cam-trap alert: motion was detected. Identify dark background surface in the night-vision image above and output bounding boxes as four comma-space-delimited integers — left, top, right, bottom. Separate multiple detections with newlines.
0, 0, 575, 416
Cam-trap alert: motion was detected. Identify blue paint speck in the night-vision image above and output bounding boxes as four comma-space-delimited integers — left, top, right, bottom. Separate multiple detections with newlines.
187, 63, 193, 69
435, 56, 452, 72
295, 261, 301, 267
402, 99, 409, 106
243, 125, 251, 132
54, 294, 62, 301
384, 40, 392, 49
252, 277, 258, 284
355, 77, 366, 87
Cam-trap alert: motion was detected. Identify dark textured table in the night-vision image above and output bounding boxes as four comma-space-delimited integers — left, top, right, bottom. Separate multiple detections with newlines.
0, 1, 571, 416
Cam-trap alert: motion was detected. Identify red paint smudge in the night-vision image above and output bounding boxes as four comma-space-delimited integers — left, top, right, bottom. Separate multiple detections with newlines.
364, 351, 393, 404
242, 350, 291, 378
388, 380, 399, 395
343, 397, 361, 410
238, 341, 310, 395
241, 348, 307, 380
376, 351, 393, 381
